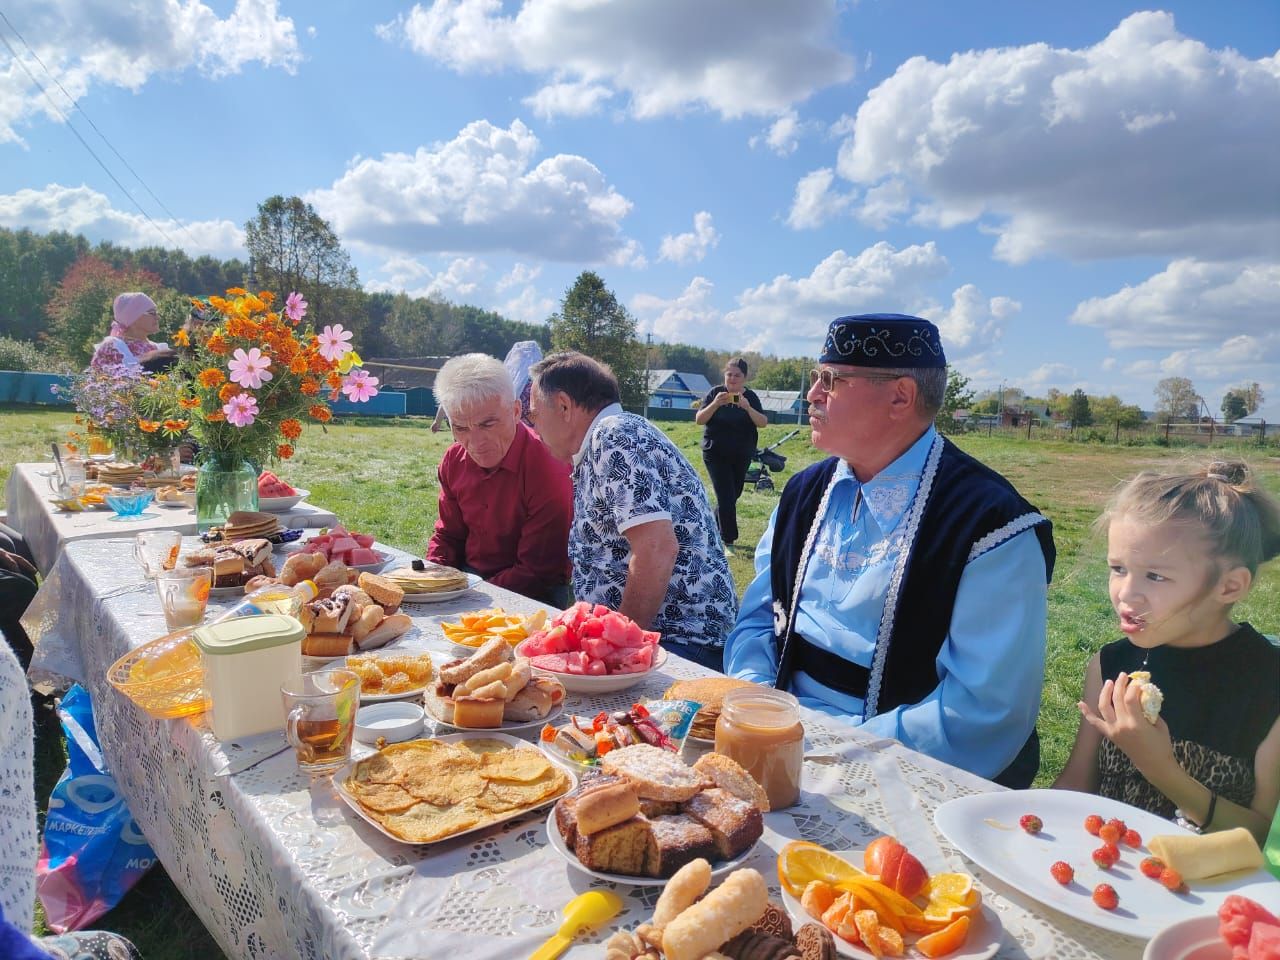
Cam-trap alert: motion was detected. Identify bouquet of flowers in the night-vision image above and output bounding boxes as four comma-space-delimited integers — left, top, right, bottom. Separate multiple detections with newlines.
55, 365, 187, 467
173, 287, 377, 470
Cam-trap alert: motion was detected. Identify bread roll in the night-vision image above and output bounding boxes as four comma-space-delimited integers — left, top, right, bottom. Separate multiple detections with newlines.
354, 613, 411, 652
464, 661, 514, 693
662, 868, 768, 960
576, 783, 641, 836
1149, 827, 1263, 879
452, 696, 504, 728
311, 594, 352, 634
332, 584, 373, 608
438, 637, 512, 686
502, 680, 554, 722
1129, 670, 1164, 724
652, 858, 712, 929
349, 605, 385, 642
303, 632, 352, 657
281, 551, 326, 586
502, 658, 532, 700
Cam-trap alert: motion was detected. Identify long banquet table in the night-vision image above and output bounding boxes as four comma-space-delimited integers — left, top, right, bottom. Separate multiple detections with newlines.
21, 537, 1143, 959
5, 462, 339, 574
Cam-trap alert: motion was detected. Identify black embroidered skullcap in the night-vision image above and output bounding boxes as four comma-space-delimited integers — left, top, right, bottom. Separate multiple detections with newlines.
819, 313, 946, 368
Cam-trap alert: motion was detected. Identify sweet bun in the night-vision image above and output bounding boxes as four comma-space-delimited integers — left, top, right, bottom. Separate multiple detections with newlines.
463, 661, 513, 693
503, 678, 559, 722
354, 613, 411, 652
281, 551, 326, 586
243, 575, 283, 594
332, 584, 374, 608
358, 572, 405, 611
349, 604, 385, 642
428, 684, 455, 723
692, 753, 770, 813
311, 594, 353, 634
313, 560, 351, 591
452, 696, 504, 728
302, 632, 352, 658
502, 658, 532, 699
575, 782, 640, 836
1129, 670, 1164, 725
662, 868, 768, 960
438, 637, 512, 686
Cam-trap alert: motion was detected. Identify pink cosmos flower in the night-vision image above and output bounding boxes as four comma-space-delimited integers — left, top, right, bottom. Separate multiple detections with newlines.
228, 347, 273, 389
316, 324, 353, 363
342, 369, 379, 403
284, 292, 308, 323
223, 393, 259, 427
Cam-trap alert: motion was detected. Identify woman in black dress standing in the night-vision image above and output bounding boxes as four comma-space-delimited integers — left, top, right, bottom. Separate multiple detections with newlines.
695, 357, 767, 549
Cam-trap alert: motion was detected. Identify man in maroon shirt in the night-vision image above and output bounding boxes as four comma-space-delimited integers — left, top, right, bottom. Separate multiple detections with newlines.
428, 353, 573, 604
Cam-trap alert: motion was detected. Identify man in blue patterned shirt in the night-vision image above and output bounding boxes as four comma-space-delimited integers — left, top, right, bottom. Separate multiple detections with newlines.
528, 352, 737, 670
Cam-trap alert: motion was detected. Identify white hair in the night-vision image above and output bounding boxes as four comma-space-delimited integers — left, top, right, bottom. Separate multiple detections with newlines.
433, 353, 514, 416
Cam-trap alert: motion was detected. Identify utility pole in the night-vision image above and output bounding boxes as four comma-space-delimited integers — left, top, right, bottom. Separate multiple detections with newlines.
643, 332, 652, 417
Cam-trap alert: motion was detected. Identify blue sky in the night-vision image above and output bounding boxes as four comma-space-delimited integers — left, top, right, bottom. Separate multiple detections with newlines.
1, 1, 1277, 408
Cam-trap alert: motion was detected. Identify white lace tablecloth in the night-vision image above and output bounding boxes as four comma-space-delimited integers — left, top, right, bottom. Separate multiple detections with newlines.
5, 463, 339, 574
22, 538, 1142, 960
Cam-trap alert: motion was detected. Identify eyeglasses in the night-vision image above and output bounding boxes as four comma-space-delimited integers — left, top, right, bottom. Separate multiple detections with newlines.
808, 368, 900, 393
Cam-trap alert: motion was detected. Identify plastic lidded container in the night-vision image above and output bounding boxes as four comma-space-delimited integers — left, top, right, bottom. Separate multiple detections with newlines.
714, 686, 805, 810
193, 614, 305, 740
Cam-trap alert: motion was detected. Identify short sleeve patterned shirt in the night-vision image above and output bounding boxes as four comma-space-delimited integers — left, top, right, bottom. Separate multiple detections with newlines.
571, 406, 738, 648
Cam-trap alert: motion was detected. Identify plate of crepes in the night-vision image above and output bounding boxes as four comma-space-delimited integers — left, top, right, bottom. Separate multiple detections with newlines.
776, 836, 1003, 960
934, 789, 1280, 939
604, 861, 849, 960
515, 601, 665, 694
441, 607, 547, 649
336, 733, 574, 845
199, 511, 292, 546
425, 638, 566, 731
384, 561, 481, 602
344, 651, 434, 702
547, 746, 766, 886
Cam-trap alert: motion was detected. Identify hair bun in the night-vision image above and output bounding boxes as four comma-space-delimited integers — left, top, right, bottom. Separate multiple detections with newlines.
1206, 460, 1249, 486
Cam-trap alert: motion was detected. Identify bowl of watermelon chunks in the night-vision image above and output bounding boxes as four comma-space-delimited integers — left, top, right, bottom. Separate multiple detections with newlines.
299, 526, 390, 573
256, 470, 309, 512
516, 601, 668, 694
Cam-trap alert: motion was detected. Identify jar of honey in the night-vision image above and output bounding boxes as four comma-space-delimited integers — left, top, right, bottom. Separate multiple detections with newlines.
714, 686, 804, 809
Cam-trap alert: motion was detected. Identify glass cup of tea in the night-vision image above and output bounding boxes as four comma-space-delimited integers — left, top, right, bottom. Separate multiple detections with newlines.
47, 457, 87, 499
281, 670, 360, 774
134, 530, 182, 579
155, 567, 212, 630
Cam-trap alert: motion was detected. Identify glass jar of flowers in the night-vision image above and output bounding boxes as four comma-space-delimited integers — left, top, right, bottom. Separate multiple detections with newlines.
173, 288, 376, 530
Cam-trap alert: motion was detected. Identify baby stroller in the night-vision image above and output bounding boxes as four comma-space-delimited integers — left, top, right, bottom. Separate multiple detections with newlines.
744, 430, 799, 492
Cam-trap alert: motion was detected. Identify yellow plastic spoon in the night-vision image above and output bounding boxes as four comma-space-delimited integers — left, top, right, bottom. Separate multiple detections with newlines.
528, 889, 624, 960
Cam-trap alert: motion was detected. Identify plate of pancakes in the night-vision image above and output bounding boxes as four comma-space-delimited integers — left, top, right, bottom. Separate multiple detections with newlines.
199, 511, 286, 545
663, 678, 762, 743
385, 564, 482, 603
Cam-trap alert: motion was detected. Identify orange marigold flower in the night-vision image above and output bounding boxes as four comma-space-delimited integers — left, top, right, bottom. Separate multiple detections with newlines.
301, 378, 320, 396
308, 404, 332, 423
161, 419, 190, 437
173, 328, 190, 347
276, 444, 294, 460
259, 291, 275, 305
218, 383, 241, 403
198, 368, 226, 388
289, 356, 308, 375
206, 332, 229, 355
326, 371, 342, 389
179, 395, 201, 409
206, 410, 225, 422
226, 287, 247, 297
137, 418, 160, 433
280, 418, 303, 440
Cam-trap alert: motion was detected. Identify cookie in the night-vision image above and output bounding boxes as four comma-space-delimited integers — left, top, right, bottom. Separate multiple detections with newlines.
793, 922, 837, 960
747, 903, 793, 941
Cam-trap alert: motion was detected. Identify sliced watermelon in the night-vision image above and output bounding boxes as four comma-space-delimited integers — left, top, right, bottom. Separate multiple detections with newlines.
579, 617, 605, 638
1221, 897, 1280, 951
564, 651, 590, 675
593, 604, 611, 617
530, 653, 571, 672
1249, 923, 1280, 960
330, 536, 359, 554
584, 657, 608, 676
347, 547, 379, 566
613, 646, 655, 673
581, 635, 613, 661
353, 534, 375, 548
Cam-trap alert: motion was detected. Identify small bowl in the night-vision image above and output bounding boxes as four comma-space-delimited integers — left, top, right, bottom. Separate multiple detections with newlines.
355, 701, 425, 744
105, 490, 155, 517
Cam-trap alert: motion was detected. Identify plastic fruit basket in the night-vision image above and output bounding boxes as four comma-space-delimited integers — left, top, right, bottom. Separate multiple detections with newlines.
106, 629, 210, 719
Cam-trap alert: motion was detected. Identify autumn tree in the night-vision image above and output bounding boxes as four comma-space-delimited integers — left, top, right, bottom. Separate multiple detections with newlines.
45, 255, 165, 363
1155, 376, 1201, 420
549, 271, 644, 406
244, 196, 359, 328
1222, 381, 1264, 419
937, 368, 976, 433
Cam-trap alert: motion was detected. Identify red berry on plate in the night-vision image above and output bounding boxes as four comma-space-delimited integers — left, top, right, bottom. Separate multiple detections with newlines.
1092, 883, 1119, 910
1159, 867, 1184, 891
1084, 814, 1103, 836
1020, 814, 1043, 834
1106, 817, 1127, 835
1122, 828, 1142, 848
1050, 861, 1074, 885
1099, 823, 1122, 845
1140, 856, 1166, 879
1092, 845, 1119, 869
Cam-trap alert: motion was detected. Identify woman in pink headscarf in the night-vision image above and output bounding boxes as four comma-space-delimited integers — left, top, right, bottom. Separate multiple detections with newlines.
89, 292, 174, 370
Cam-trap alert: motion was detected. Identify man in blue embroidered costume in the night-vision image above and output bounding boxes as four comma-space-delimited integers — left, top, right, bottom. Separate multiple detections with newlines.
528, 351, 737, 671
724, 314, 1055, 787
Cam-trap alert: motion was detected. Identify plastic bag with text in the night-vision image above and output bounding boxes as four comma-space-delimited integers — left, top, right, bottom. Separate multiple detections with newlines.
36, 684, 157, 932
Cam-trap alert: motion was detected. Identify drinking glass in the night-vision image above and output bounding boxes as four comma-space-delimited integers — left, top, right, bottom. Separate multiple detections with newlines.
281, 670, 360, 774
134, 530, 182, 579
47, 458, 87, 499
155, 568, 212, 630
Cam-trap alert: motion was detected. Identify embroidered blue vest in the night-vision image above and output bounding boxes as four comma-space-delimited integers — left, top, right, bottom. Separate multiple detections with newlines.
769, 435, 1055, 786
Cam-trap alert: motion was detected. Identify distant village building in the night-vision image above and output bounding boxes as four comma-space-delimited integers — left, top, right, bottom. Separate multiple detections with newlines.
754, 389, 804, 418
1233, 402, 1280, 437
647, 369, 713, 409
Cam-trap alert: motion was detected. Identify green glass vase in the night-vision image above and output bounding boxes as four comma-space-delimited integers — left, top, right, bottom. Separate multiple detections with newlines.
195, 459, 259, 532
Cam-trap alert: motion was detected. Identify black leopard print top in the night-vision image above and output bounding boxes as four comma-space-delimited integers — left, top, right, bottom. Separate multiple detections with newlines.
1097, 624, 1280, 821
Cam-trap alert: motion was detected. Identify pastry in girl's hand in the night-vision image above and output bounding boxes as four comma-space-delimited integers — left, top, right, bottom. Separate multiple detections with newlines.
1128, 670, 1164, 724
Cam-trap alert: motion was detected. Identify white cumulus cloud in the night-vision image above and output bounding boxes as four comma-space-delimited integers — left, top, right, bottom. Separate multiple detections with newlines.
0, 0, 301, 145
830, 11, 1280, 263
308, 119, 639, 264
658, 212, 719, 265
786, 169, 856, 230
366, 255, 488, 301
749, 110, 819, 155
380, 0, 853, 119
0, 183, 244, 258
632, 276, 723, 344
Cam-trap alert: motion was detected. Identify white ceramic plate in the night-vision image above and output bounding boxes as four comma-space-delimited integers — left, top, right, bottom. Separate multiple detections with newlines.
778, 886, 1003, 960
424, 696, 563, 734
291, 547, 392, 574
544, 808, 760, 887
514, 642, 668, 694
155, 499, 190, 510
257, 488, 310, 511
333, 732, 576, 845
395, 572, 484, 603
1143, 915, 1229, 960
934, 789, 1280, 939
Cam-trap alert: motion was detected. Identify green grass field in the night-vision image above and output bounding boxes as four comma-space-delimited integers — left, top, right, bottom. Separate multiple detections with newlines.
2, 406, 1277, 958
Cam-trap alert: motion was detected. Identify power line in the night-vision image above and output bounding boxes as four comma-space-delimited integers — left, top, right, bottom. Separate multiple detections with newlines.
0, 8, 191, 251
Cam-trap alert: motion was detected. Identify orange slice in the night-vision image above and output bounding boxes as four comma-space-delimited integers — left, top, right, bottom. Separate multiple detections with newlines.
778, 841, 865, 897
923, 885, 981, 924
925, 873, 974, 901
916, 914, 971, 958
836, 876, 924, 918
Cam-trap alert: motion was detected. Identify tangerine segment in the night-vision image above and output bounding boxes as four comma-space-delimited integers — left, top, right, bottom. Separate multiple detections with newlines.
853, 910, 884, 959
923, 887, 981, 924
778, 841, 865, 897
915, 914, 972, 958
925, 873, 974, 901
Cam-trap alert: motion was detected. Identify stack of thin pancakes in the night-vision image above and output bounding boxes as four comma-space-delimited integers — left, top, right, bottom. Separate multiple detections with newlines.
98, 462, 143, 486
386, 562, 469, 595
218, 510, 282, 542
664, 677, 760, 741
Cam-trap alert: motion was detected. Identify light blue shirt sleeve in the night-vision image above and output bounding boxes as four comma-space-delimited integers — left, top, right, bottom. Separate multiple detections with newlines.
858, 528, 1048, 779
724, 506, 781, 685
